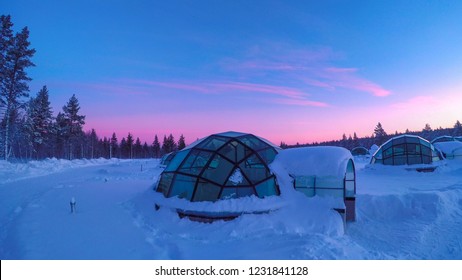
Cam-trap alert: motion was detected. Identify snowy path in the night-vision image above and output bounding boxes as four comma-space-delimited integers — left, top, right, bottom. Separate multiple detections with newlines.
0, 160, 162, 259
1, 158, 462, 259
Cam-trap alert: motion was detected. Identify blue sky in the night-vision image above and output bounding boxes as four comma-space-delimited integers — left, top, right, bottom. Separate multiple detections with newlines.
2, 0, 462, 144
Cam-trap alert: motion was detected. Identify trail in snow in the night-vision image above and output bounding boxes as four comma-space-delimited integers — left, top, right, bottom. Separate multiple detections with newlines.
1, 158, 462, 259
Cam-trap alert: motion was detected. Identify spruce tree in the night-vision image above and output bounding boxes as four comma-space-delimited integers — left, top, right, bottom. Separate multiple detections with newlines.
134, 137, 142, 158
87, 129, 98, 159
152, 134, 161, 158
120, 137, 127, 158
454, 120, 462, 136
25, 86, 53, 158
61, 94, 85, 159
177, 134, 186, 150
0, 16, 35, 160
374, 122, 387, 145
126, 133, 134, 159
110, 132, 118, 158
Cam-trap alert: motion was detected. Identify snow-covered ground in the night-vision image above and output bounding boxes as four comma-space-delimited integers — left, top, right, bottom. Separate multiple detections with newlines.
1, 157, 462, 259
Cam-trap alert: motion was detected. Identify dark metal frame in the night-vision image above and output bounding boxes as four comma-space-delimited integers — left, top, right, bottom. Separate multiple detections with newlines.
157, 132, 280, 202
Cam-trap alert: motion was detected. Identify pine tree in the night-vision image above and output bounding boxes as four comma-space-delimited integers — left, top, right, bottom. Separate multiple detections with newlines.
25, 86, 53, 158
142, 142, 150, 158
152, 134, 161, 158
161, 134, 177, 154
161, 135, 168, 154
119, 137, 127, 158
177, 134, 186, 150
61, 94, 85, 159
374, 122, 387, 145
0, 15, 14, 110
352, 132, 359, 148
101, 137, 109, 158
126, 133, 134, 159
454, 120, 462, 136
0, 16, 35, 160
110, 132, 118, 158
423, 123, 432, 132
134, 137, 142, 158
87, 129, 98, 159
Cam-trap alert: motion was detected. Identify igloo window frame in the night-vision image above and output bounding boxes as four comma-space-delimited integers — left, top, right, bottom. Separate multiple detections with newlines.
156, 132, 281, 202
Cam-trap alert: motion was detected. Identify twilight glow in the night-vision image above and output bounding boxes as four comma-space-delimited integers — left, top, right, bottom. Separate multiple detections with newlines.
3, 0, 462, 145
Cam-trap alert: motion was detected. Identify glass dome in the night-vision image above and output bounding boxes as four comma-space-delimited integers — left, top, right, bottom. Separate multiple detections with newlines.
371, 135, 441, 165
156, 132, 280, 202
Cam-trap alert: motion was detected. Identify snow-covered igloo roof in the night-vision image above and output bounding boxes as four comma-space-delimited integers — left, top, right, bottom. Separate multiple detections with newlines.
272, 146, 354, 180
431, 135, 456, 144
433, 141, 462, 158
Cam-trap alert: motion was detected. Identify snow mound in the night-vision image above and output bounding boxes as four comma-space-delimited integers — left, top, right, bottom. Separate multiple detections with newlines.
272, 146, 353, 180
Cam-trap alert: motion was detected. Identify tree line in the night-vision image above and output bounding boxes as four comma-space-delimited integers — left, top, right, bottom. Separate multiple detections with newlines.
283, 121, 462, 151
0, 15, 186, 161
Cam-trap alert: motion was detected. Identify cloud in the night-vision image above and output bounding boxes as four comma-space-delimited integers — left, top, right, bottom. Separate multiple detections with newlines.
220, 44, 391, 97
391, 95, 436, 109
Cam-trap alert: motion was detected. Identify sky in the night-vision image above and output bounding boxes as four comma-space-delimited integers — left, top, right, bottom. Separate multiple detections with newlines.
2, 0, 462, 145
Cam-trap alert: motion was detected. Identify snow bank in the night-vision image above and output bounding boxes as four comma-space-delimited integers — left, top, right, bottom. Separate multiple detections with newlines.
0, 158, 123, 183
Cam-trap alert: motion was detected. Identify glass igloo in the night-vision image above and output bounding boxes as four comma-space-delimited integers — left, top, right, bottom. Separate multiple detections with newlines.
370, 135, 441, 166
156, 131, 280, 202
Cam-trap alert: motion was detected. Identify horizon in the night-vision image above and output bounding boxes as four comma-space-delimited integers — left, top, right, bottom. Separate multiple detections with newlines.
3, 1, 462, 145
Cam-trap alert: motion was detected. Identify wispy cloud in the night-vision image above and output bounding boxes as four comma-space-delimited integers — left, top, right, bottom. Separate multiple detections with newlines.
220, 44, 391, 97
131, 79, 327, 107
391, 95, 436, 109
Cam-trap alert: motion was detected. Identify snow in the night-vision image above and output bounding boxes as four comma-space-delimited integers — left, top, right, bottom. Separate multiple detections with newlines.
434, 141, 462, 158
272, 146, 353, 179
1, 157, 462, 259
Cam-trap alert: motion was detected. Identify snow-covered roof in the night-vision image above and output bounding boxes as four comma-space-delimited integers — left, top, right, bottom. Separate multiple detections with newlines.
433, 141, 462, 157
272, 146, 353, 180
431, 135, 455, 144
369, 144, 379, 154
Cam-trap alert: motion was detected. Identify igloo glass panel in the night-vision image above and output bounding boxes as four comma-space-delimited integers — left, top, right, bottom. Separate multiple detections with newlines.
393, 137, 406, 145
201, 155, 234, 185
421, 145, 431, 156
345, 181, 355, 198
406, 144, 420, 155
345, 159, 355, 180
256, 147, 278, 164
225, 168, 250, 186
422, 155, 432, 164
408, 155, 423, 165
255, 177, 279, 197
169, 174, 195, 200
238, 135, 268, 151
239, 156, 269, 184
193, 181, 221, 201
217, 141, 249, 162
393, 144, 405, 156
157, 173, 173, 196
393, 155, 406, 165
165, 150, 188, 172
406, 137, 420, 144
197, 136, 228, 151
383, 157, 394, 165
383, 148, 393, 159
179, 150, 213, 175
